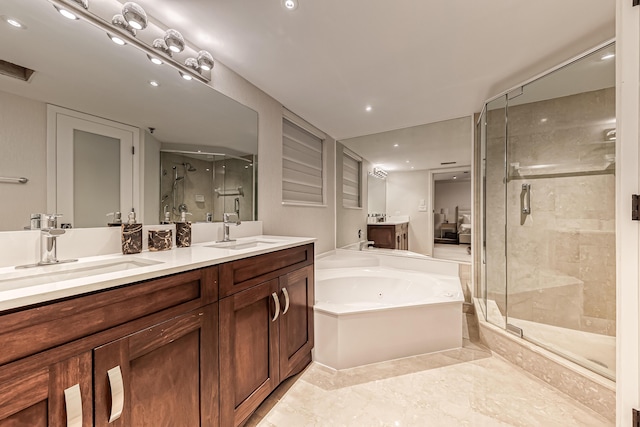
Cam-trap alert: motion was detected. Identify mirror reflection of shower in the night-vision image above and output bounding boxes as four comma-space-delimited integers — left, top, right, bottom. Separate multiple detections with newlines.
160, 150, 256, 223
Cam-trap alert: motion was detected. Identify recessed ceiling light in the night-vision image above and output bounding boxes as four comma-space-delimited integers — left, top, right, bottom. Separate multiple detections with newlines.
282, 0, 298, 10
540, 118, 548, 123
393, 143, 399, 147
365, 105, 372, 112
2, 16, 26, 29
411, 166, 414, 170
601, 53, 615, 60
149, 80, 159, 87
180, 71, 193, 81
405, 160, 410, 163
53, 6, 79, 20
453, 176, 457, 179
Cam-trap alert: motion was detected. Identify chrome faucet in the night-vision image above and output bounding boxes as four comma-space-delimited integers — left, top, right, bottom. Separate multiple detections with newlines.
359, 240, 375, 251
38, 214, 76, 265
16, 214, 77, 268
217, 212, 241, 243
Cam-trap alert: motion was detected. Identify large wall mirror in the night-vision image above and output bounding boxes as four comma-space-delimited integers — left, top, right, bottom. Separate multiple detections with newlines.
337, 116, 472, 262
0, 0, 258, 231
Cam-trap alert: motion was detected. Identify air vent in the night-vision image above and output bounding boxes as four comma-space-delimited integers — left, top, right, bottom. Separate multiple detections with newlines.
0, 60, 35, 82
440, 161, 457, 165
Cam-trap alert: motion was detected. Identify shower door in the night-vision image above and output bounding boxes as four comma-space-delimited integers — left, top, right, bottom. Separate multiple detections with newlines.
503, 44, 616, 380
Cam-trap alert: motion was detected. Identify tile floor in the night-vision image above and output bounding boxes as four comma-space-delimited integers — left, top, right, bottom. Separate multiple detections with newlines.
247, 332, 612, 426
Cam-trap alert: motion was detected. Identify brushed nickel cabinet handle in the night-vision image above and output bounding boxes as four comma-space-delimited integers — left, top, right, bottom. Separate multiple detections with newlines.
271, 292, 280, 322
107, 366, 125, 423
63, 383, 82, 427
282, 287, 290, 315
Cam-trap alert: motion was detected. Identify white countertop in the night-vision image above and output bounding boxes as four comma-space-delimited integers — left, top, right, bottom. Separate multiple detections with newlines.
368, 221, 408, 225
0, 235, 314, 312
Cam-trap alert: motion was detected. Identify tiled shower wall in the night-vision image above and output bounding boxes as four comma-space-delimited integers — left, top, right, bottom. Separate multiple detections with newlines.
485, 87, 616, 336
160, 153, 254, 223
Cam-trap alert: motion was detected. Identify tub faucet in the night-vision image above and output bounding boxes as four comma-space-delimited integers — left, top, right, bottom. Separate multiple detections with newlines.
217, 212, 241, 242
359, 240, 375, 251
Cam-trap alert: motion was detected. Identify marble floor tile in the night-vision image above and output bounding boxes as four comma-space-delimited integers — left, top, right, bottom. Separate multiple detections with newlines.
247, 341, 612, 427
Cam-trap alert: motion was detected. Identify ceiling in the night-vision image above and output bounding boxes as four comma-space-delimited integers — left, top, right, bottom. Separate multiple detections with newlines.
140, 0, 615, 140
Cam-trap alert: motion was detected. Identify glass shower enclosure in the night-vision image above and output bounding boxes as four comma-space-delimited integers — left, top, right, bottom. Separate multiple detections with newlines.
478, 42, 616, 380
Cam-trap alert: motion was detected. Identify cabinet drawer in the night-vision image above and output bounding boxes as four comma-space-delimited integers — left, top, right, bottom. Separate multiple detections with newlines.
0, 266, 218, 365
219, 244, 313, 297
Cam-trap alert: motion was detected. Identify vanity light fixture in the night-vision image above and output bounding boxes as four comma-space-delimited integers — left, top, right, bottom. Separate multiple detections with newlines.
147, 54, 163, 65
107, 33, 126, 45
50, 0, 209, 83
282, 0, 298, 11
372, 167, 388, 178
164, 29, 185, 53
197, 50, 214, 71
111, 14, 136, 36
184, 57, 200, 72
152, 38, 172, 57
122, 2, 148, 31
53, 0, 88, 20
54, 5, 79, 20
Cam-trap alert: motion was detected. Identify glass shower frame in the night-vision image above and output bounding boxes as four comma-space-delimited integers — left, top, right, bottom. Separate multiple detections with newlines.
478, 40, 616, 380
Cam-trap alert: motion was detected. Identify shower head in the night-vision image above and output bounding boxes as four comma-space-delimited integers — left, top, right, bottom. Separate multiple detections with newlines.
183, 162, 197, 172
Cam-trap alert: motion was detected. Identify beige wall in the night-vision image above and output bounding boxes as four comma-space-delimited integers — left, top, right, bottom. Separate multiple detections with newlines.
0, 91, 47, 231
208, 63, 336, 254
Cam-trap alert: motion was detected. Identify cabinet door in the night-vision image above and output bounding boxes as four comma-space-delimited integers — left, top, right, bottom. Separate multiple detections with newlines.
93, 305, 218, 427
0, 352, 92, 426
279, 265, 314, 380
368, 225, 395, 249
220, 279, 280, 427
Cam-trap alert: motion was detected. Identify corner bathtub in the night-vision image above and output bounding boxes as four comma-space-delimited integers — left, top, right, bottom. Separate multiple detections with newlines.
314, 250, 464, 370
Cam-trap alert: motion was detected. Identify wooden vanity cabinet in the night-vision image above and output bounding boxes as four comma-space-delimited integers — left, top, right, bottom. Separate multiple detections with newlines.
368, 223, 408, 250
0, 266, 219, 427
94, 304, 218, 426
0, 243, 314, 427
219, 244, 314, 427
0, 352, 93, 426
278, 265, 314, 380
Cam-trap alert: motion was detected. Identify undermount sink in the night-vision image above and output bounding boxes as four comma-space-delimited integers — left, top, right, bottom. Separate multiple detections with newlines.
0, 258, 163, 291
205, 238, 284, 250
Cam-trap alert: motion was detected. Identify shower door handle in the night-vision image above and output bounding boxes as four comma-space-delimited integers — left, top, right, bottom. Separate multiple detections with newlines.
522, 183, 531, 215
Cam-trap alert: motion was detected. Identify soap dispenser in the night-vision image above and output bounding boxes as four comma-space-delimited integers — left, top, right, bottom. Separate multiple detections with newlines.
161, 206, 172, 224
106, 211, 122, 227
176, 211, 192, 248
121, 211, 143, 254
